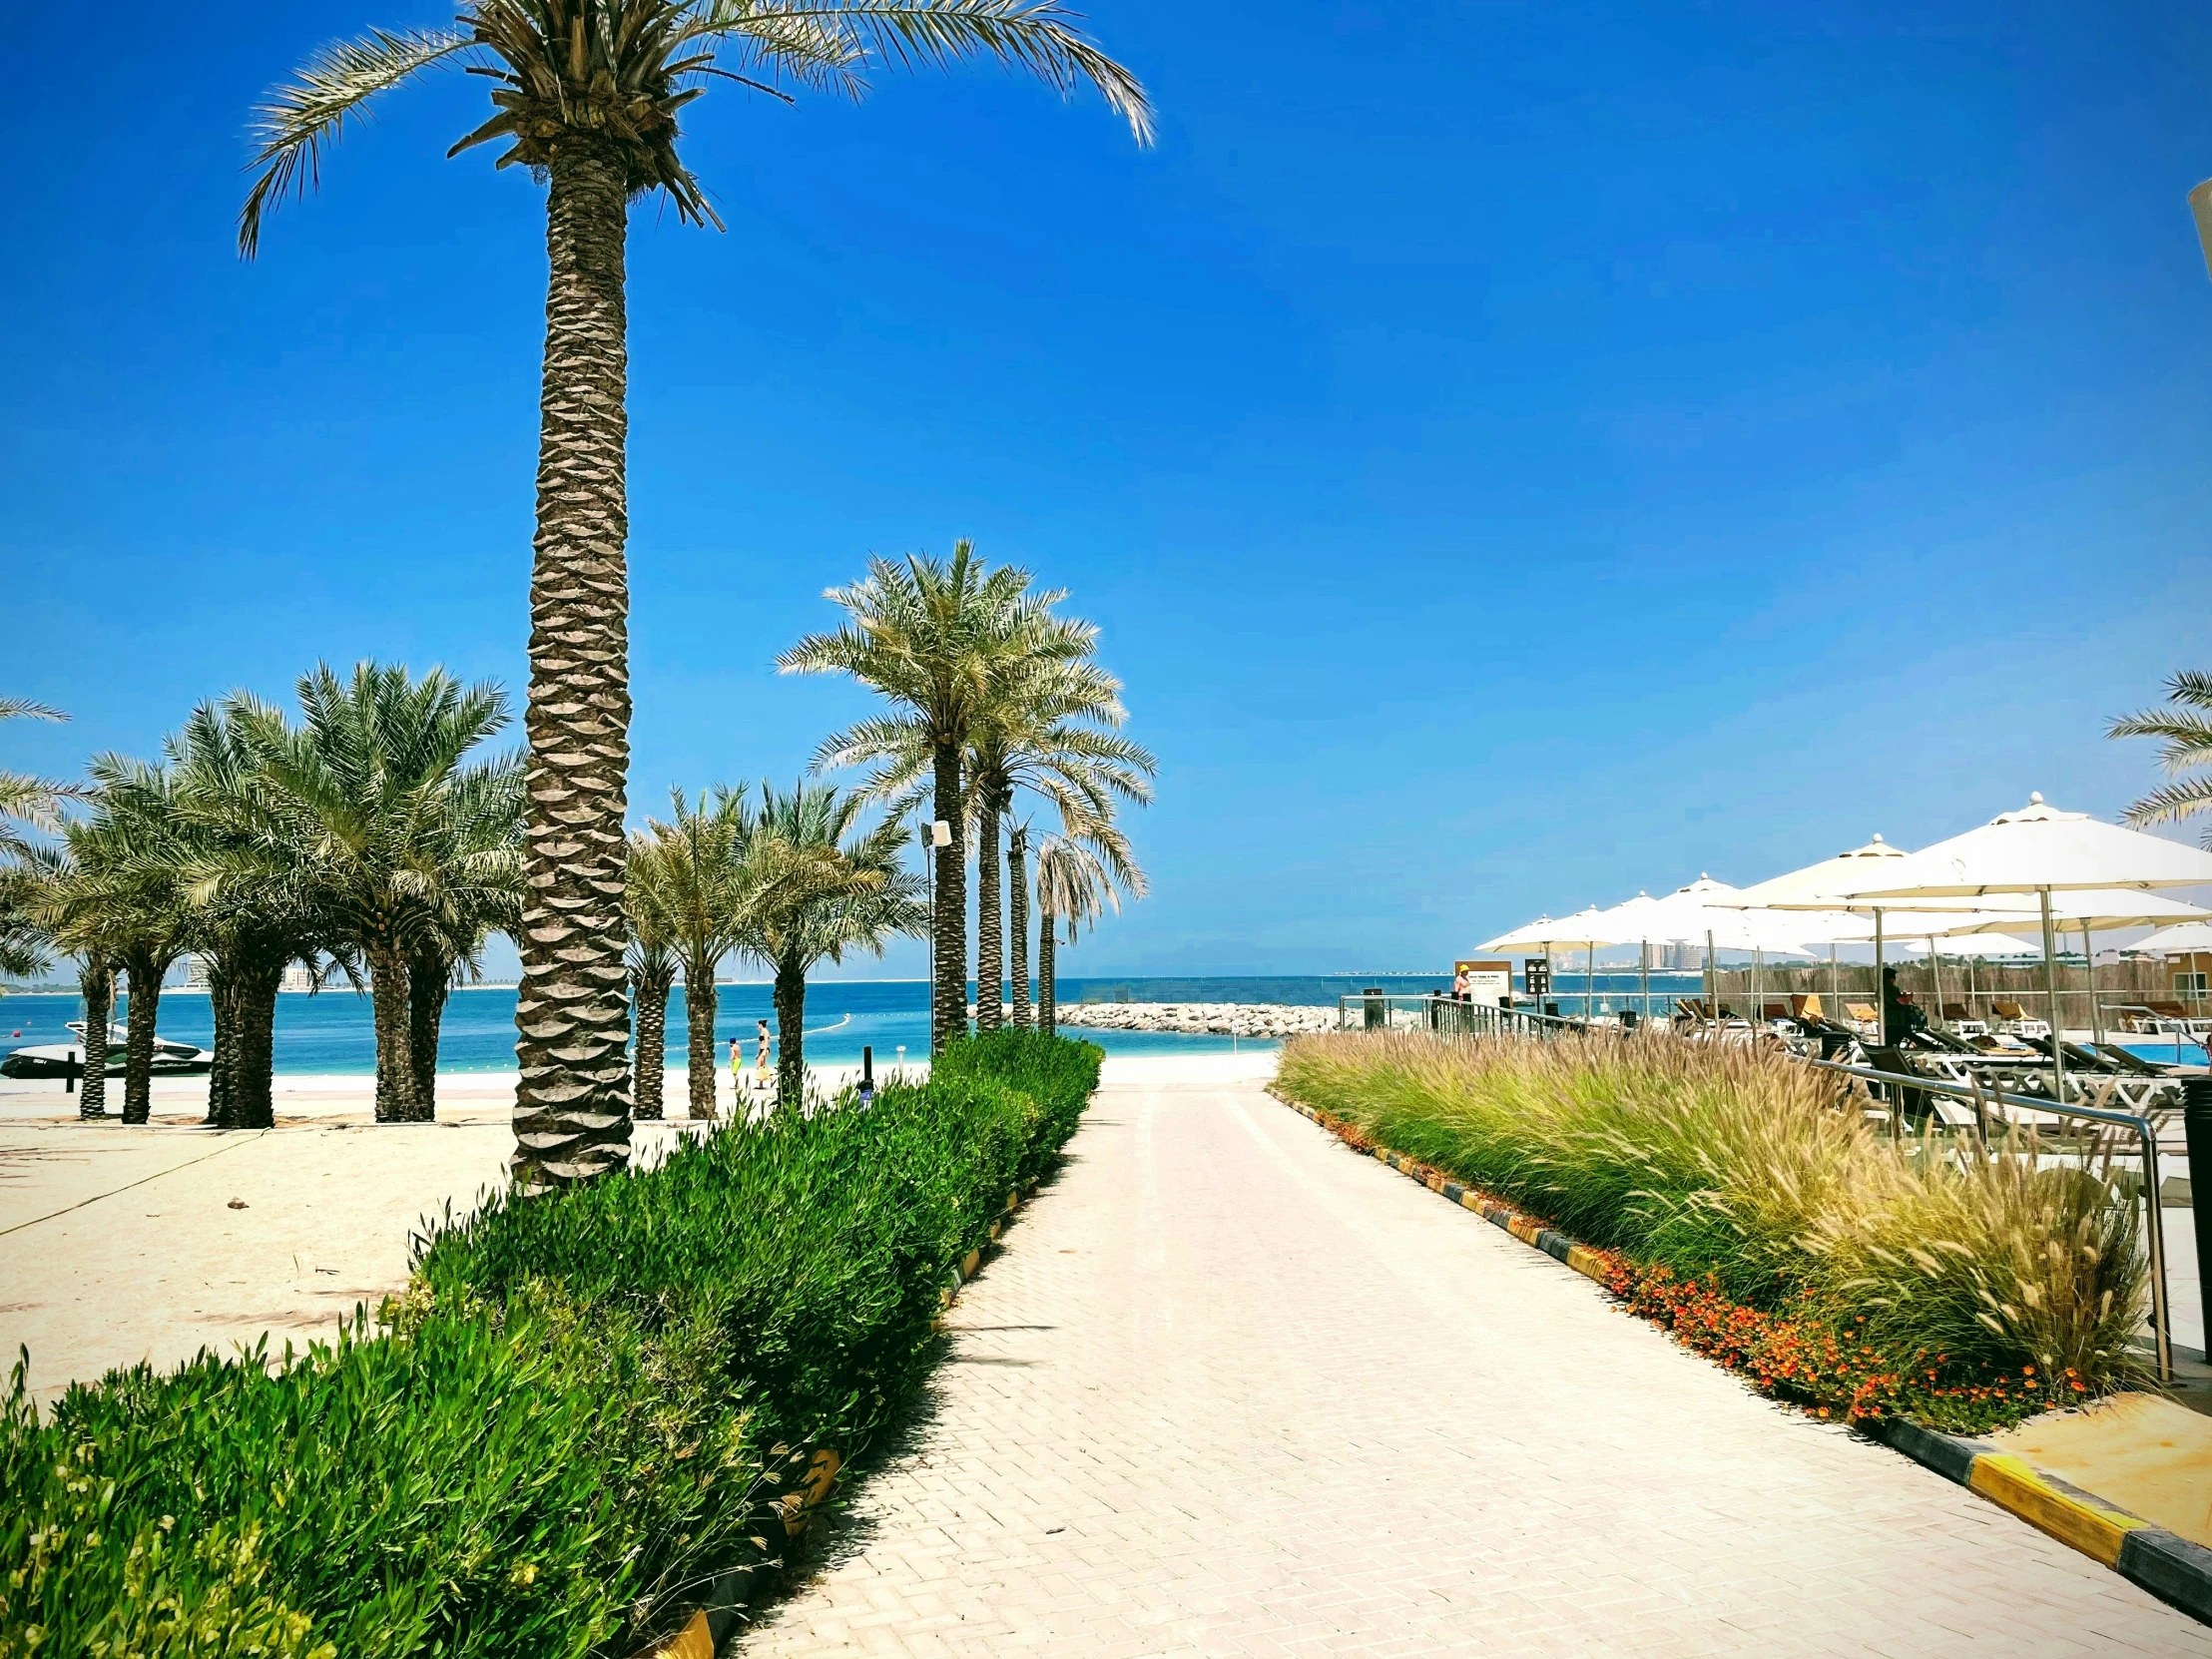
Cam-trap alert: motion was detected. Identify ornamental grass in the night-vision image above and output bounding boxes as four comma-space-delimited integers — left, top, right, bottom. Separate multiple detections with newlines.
0, 1029, 1100, 1659
1276, 1032, 2146, 1428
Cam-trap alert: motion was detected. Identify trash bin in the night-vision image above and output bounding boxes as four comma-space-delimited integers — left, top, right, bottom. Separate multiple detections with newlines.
2186, 1078, 2212, 1354
1364, 988, 1385, 1031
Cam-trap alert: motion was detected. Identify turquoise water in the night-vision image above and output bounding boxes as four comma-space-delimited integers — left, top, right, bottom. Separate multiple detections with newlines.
0, 977, 1399, 1076
0, 971, 1722, 1077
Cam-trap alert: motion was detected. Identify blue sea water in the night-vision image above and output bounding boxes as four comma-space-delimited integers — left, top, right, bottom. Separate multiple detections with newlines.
0, 971, 1720, 1077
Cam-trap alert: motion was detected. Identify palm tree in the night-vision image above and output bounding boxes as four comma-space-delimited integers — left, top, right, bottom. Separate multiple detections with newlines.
967, 663, 1153, 1031
623, 830, 681, 1120
1032, 826, 1141, 1036
240, 1, 1149, 1186
163, 700, 335, 1131
0, 697, 85, 862
736, 780, 924, 1107
781, 543, 1095, 1051
241, 664, 520, 1128
638, 788, 750, 1118
49, 773, 194, 1124
2110, 670, 2212, 840
11, 847, 103, 1118
1006, 816, 1030, 1026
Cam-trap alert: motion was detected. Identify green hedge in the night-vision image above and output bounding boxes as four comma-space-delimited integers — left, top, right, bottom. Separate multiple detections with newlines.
0, 1030, 1102, 1659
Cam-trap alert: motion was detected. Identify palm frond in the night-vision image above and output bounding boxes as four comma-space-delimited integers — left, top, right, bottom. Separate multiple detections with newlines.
239, 27, 476, 258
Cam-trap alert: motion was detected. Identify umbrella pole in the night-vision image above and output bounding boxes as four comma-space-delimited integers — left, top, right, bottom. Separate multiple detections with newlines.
2040, 887, 2066, 1101
1929, 935, 1941, 1030
1829, 942, 1839, 1019
1754, 947, 1763, 1034
2082, 922, 2101, 1051
1706, 929, 1717, 1034
1874, 909, 1886, 1047
1639, 939, 1649, 1025
1588, 940, 1596, 1023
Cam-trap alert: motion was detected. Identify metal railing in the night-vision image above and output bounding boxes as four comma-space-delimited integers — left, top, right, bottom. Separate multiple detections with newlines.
1331, 991, 2180, 1382
1806, 1057, 2172, 1382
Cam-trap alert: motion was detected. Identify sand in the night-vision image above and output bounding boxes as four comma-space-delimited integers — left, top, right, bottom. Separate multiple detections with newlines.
0, 1052, 1276, 1406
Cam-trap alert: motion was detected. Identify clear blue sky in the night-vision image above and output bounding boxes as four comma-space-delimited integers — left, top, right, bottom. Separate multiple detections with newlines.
5, 1, 2210, 979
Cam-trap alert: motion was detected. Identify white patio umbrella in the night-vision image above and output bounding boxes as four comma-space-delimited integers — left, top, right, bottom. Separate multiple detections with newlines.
2140, 919, 2212, 955
1921, 890, 2212, 1047
1633, 876, 1824, 1028
1724, 834, 2029, 1042
1844, 792, 2212, 1090
1479, 907, 1609, 1013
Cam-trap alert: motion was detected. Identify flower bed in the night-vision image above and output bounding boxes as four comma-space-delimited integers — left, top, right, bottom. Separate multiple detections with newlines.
1276, 1032, 2143, 1433
0, 1029, 1101, 1659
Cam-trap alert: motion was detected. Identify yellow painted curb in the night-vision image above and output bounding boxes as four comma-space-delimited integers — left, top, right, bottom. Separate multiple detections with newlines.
1564, 1244, 1608, 1283
645, 1609, 715, 1659
1967, 1453, 2144, 1567
1459, 1191, 1484, 1213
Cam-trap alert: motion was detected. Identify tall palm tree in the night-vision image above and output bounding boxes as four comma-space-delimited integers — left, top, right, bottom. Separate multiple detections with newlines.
623, 830, 681, 1119
240, 1, 1150, 1186
2110, 670, 2212, 841
781, 543, 1094, 1051
967, 662, 1152, 1031
241, 664, 520, 1127
736, 780, 924, 1106
638, 788, 750, 1118
1006, 816, 1030, 1026
1032, 826, 1140, 1036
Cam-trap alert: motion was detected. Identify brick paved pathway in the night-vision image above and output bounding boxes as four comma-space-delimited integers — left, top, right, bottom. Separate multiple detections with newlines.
744, 1057, 2210, 1656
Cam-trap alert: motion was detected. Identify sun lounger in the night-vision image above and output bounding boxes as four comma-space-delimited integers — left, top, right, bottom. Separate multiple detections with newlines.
1939, 1002, 1988, 1038
1989, 1000, 2051, 1041
1842, 1001, 1881, 1037
1761, 1001, 1793, 1023
1790, 993, 1824, 1021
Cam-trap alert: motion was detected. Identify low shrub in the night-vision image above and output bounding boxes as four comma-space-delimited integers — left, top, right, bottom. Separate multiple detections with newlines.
0, 1030, 1102, 1658
1276, 1032, 2144, 1430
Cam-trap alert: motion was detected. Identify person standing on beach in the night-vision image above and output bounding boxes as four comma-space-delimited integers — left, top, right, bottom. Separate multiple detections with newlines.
728, 1036, 743, 1104
755, 1019, 774, 1087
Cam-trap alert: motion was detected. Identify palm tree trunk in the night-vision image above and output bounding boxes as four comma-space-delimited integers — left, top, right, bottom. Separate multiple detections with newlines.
975, 789, 1003, 1033
1007, 828, 1030, 1030
631, 965, 672, 1120
368, 944, 415, 1125
77, 953, 111, 1120
204, 960, 239, 1128
234, 962, 279, 1131
684, 965, 718, 1119
1038, 911, 1057, 1037
931, 742, 966, 1053
774, 955, 807, 1111
511, 143, 635, 1189
119, 951, 164, 1125
407, 947, 449, 1121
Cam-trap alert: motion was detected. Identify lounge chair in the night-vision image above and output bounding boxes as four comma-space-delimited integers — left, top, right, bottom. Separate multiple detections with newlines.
1939, 1002, 1988, 1038
1791, 993, 1825, 1021
1761, 1000, 1793, 1023
1842, 1001, 1881, 1037
1989, 1000, 2051, 1041
2112, 1005, 2162, 1035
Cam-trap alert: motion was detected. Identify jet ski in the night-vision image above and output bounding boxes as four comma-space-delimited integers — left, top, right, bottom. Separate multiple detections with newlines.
3, 1021, 212, 1078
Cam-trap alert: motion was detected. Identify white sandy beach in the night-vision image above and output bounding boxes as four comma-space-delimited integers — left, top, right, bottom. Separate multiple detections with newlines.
0, 1052, 1276, 1405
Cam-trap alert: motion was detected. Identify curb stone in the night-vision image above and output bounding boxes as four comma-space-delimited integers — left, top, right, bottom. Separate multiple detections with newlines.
642, 1184, 1036, 1658
1266, 1086, 2212, 1628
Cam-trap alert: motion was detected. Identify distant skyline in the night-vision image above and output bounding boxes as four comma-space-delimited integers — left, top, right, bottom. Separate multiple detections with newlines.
6, 1, 2211, 978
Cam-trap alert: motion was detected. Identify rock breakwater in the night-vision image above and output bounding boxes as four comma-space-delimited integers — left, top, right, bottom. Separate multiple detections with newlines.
1055, 1001, 1337, 1038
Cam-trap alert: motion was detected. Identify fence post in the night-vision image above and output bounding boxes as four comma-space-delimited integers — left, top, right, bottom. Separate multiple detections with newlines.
65, 1049, 78, 1095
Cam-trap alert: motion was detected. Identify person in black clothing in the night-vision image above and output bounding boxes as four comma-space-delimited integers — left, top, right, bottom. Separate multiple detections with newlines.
1881, 964, 1927, 1042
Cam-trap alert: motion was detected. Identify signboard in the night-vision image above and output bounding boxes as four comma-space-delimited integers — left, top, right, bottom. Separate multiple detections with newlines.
1521, 957, 1551, 999
1454, 958, 1513, 1006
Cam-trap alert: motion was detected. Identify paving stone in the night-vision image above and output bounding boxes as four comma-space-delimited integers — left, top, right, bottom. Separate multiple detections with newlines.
742, 1063, 2212, 1655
